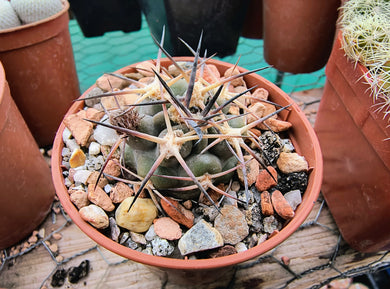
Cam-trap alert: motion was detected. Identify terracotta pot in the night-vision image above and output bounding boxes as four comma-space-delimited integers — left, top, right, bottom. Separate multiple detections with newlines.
138, 0, 249, 57
51, 58, 323, 284
0, 1, 80, 147
314, 32, 390, 252
241, 0, 263, 39
263, 0, 340, 73
0, 62, 55, 250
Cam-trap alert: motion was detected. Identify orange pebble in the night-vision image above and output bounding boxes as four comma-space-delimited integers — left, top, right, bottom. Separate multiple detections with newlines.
260, 191, 274, 216
271, 190, 295, 220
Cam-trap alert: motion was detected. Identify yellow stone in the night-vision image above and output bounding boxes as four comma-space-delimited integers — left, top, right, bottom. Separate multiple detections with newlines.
69, 148, 86, 168
115, 197, 158, 233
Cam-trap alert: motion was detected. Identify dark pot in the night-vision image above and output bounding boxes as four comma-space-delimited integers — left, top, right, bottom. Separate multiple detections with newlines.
68, 0, 142, 37
138, 0, 249, 57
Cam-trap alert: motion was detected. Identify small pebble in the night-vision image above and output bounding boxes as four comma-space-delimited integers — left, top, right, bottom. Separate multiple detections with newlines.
110, 182, 134, 203
271, 190, 295, 220
69, 190, 89, 209
52, 233, 62, 240
73, 169, 92, 185
130, 232, 147, 245
154, 217, 182, 241
237, 156, 260, 187
214, 205, 249, 245
88, 141, 101, 155
284, 190, 302, 210
115, 197, 158, 233
79, 204, 109, 229
255, 166, 278, 192
87, 185, 115, 212
63, 113, 93, 147
277, 152, 308, 174
93, 119, 120, 146
161, 197, 194, 228
69, 149, 86, 168
178, 220, 223, 256
145, 225, 157, 241
260, 191, 274, 216
151, 237, 174, 257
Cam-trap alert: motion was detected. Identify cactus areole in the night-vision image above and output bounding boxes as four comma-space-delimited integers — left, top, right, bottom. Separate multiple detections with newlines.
52, 36, 323, 274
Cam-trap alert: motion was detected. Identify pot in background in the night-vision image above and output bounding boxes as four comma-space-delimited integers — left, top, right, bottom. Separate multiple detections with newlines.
0, 0, 80, 147
0, 61, 55, 250
263, 0, 340, 73
315, 32, 390, 252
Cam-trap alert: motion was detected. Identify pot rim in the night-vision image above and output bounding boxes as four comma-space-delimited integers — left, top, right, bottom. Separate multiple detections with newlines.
51, 57, 323, 270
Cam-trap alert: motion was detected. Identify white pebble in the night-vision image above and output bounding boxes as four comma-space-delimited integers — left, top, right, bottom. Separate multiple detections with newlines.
64, 138, 80, 152
62, 127, 72, 141
89, 141, 101, 155
104, 184, 112, 194
73, 170, 92, 185
94, 119, 119, 146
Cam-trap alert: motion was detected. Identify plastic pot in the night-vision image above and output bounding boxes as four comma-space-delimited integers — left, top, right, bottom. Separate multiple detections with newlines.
68, 0, 141, 37
0, 61, 55, 250
241, 0, 263, 39
0, 1, 80, 147
315, 32, 390, 253
138, 0, 249, 57
51, 58, 323, 284
263, 0, 340, 73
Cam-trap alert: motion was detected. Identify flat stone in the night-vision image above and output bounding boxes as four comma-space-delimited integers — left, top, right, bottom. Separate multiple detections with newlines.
110, 182, 134, 203
224, 66, 245, 87
63, 113, 93, 147
115, 197, 158, 233
178, 219, 223, 256
96, 73, 131, 91
161, 197, 194, 228
246, 102, 266, 124
79, 205, 109, 229
277, 152, 308, 174
153, 217, 182, 241
214, 205, 249, 245
209, 245, 237, 258
255, 166, 278, 192
87, 184, 115, 212
130, 231, 147, 245
93, 119, 120, 146
87, 171, 109, 188
284, 190, 302, 210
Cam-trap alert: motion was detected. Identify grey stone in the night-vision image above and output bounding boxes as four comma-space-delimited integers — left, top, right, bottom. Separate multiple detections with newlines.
284, 189, 302, 210
214, 205, 249, 245
151, 237, 174, 256
178, 219, 223, 256
145, 225, 156, 241
263, 215, 282, 234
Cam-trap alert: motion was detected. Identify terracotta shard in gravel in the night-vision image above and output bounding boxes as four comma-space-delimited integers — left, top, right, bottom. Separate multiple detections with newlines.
255, 166, 278, 192
154, 217, 182, 240
63, 113, 93, 146
161, 197, 194, 229
271, 190, 295, 220
260, 191, 274, 216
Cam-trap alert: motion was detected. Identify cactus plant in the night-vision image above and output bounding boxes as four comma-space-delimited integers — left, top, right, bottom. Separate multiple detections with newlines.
81, 34, 292, 212
339, 0, 390, 120
10, 0, 63, 24
0, 0, 22, 29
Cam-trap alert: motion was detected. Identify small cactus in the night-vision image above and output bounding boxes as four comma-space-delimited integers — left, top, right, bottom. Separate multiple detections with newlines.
339, 0, 390, 120
0, 0, 21, 29
83, 33, 291, 211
